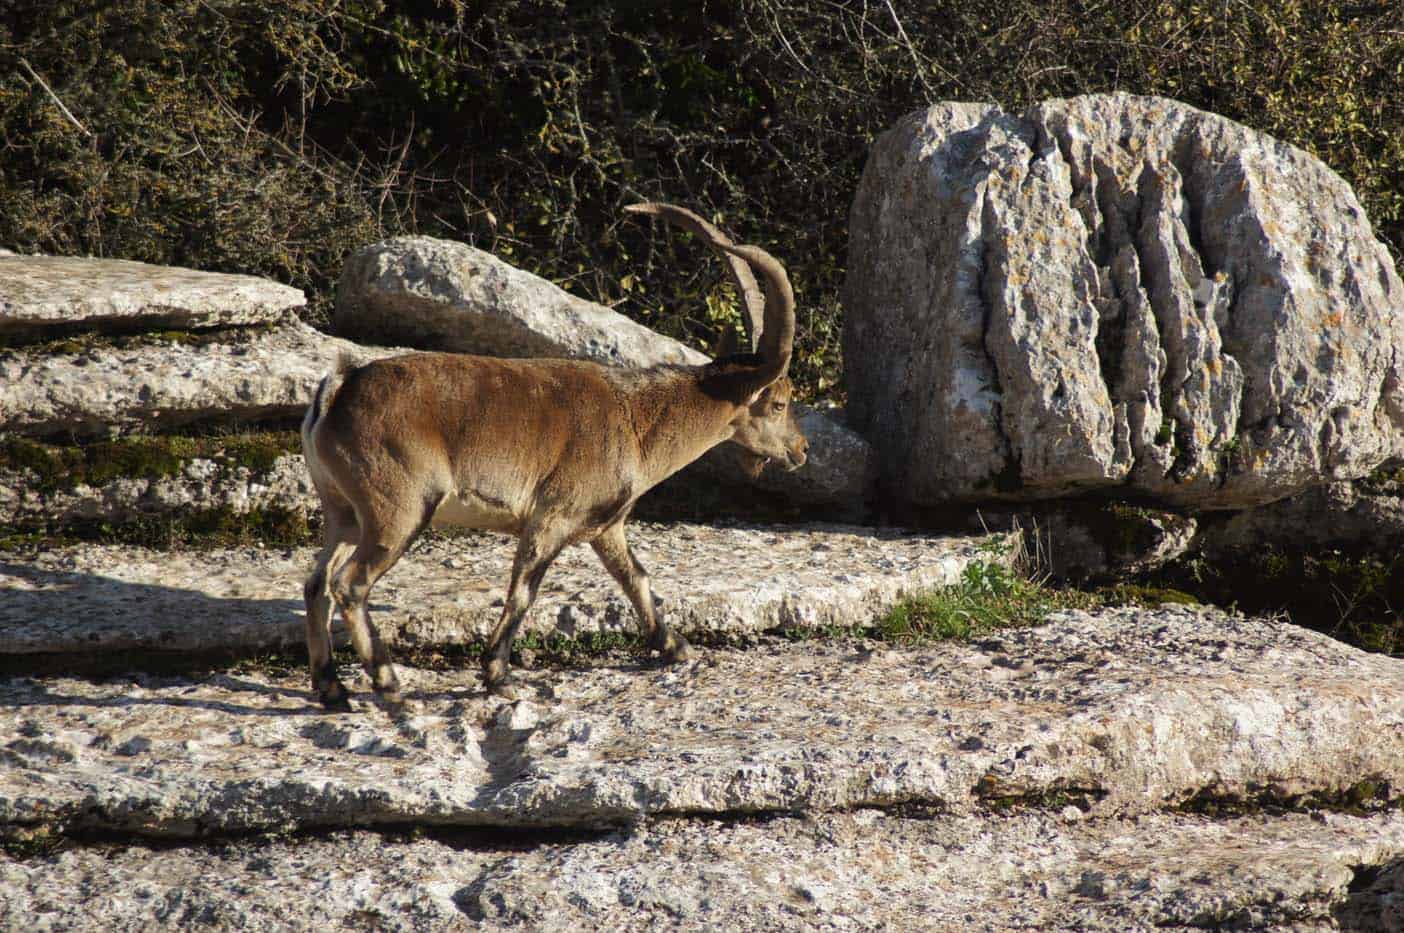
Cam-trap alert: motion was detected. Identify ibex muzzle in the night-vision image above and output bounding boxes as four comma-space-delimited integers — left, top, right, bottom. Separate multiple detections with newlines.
300, 203, 807, 710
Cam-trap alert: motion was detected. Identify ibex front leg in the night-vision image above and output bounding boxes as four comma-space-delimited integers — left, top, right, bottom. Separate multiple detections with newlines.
591, 522, 692, 662
482, 523, 570, 697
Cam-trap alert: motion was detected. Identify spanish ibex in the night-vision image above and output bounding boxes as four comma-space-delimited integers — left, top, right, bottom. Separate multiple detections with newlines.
300, 203, 807, 709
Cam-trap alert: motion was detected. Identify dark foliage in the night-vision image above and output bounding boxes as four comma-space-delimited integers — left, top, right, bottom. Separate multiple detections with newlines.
2, 0, 1400, 395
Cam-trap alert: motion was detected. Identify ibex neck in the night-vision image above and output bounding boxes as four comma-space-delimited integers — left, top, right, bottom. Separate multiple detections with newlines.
626, 368, 742, 488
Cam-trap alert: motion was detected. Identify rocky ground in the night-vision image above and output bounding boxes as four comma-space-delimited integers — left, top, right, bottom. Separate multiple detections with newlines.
1, 526, 1401, 930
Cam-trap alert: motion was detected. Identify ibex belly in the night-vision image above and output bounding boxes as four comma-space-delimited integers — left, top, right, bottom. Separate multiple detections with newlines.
431, 488, 520, 532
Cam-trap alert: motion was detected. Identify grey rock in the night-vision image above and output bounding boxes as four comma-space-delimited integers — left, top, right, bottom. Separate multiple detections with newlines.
0, 255, 305, 339
0, 453, 315, 528
2, 811, 1400, 931
0, 525, 1015, 655
0, 605, 1398, 837
337, 236, 709, 368
336, 236, 874, 506
0, 321, 400, 438
845, 94, 1404, 511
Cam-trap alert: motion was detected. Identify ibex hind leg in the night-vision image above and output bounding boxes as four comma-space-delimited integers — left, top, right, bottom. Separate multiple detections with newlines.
591, 523, 691, 664
482, 525, 571, 698
329, 502, 437, 710
304, 500, 359, 711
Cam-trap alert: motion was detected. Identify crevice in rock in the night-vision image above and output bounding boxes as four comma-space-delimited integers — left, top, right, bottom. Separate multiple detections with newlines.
0, 820, 616, 863
1173, 779, 1398, 821
0, 321, 285, 354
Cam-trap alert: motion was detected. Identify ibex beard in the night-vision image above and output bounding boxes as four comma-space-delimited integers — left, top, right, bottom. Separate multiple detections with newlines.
299, 205, 807, 711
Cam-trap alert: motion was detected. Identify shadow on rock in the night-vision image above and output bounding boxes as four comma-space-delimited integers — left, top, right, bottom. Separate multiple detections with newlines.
0, 558, 308, 672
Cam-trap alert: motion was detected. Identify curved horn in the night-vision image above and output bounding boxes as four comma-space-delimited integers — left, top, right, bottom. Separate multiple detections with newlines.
623, 202, 765, 351
718, 243, 795, 388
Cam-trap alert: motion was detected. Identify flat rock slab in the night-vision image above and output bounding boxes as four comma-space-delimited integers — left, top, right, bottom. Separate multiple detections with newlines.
3, 810, 1400, 931
0, 524, 1010, 655
0, 607, 1399, 837
0, 321, 400, 439
0, 255, 305, 340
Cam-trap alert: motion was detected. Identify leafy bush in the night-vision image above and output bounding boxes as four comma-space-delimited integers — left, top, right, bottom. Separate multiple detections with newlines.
2, 0, 1400, 394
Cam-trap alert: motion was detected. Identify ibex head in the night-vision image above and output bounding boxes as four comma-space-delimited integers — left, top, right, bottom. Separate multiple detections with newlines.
729, 374, 807, 476
624, 203, 809, 476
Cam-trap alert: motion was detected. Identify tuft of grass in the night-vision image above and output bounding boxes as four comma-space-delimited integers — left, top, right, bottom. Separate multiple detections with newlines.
878, 561, 1097, 642
0, 824, 67, 860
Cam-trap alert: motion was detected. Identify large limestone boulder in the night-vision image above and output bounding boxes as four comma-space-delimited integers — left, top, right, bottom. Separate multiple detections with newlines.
0, 321, 398, 439
0, 255, 305, 340
844, 94, 1404, 511
338, 236, 874, 506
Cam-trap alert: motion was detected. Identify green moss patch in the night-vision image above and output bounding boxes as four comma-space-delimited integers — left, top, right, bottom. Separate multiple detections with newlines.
0, 504, 315, 553
0, 432, 300, 495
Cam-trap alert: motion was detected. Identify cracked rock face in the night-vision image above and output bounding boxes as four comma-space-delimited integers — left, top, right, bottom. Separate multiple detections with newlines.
844, 94, 1404, 511
0, 255, 305, 340
2, 811, 1400, 931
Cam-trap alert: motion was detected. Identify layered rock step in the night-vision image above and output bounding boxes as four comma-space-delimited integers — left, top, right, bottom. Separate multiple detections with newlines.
1, 606, 1398, 838
4, 810, 1400, 931
0, 524, 1012, 655
0, 438, 309, 528
0, 321, 398, 440
0, 255, 305, 341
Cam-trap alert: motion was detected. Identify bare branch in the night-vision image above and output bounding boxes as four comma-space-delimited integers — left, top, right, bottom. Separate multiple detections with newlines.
18, 58, 90, 137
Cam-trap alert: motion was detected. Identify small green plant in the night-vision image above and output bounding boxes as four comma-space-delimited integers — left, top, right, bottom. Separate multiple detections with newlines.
879, 561, 1095, 643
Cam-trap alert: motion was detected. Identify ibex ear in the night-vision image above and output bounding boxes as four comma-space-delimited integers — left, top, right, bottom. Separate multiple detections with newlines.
712, 325, 741, 360
745, 383, 773, 406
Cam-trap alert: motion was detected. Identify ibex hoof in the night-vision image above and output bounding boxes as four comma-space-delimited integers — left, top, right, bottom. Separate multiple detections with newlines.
652, 631, 692, 663
482, 657, 518, 699
319, 687, 353, 713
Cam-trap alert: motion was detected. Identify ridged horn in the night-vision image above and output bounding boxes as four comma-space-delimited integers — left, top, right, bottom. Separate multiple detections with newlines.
717, 243, 794, 388
623, 202, 765, 352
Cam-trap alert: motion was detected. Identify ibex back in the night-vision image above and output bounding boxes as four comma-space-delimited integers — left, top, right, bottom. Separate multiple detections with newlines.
300, 204, 807, 710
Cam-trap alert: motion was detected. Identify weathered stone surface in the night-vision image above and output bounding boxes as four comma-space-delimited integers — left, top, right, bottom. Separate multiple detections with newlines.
0, 606, 1398, 837
0, 321, 400, 439
335, 236, 874, 507
0, 255, 305, 339
337, 236, 709, 368
0, 525, 1013, 655
0, 453, 314, 528
3, 810, 1400, 931
844, 93, 1404, 511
